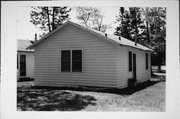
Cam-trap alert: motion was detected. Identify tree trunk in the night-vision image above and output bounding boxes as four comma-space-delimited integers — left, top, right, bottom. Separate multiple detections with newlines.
134, 17, 138, 45
98, 17, 103, 31
46, 7, 51, 32
135, 29, 138, 46
157, 53, 161, 72
85, 13, 91, 27
52, 7, 55, 31
158, 64, 161, 72
146, 20, 150, 44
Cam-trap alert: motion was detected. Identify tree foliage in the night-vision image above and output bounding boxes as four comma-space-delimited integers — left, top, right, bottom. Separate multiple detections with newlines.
144, 7, 166, 70
129, 7, 146, 44
30, 6, 71, 36
115, 7, 166, 71
76, 7, 106, 32
115, 7, 132, 40
116, 7, 145, 43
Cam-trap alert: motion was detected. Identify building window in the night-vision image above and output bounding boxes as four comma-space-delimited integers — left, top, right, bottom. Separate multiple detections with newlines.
146, 53, 148, 69
61, 50, 82, 72
72, 50, 82, 72
129, 51, 132, 71
61, 50, 71, 72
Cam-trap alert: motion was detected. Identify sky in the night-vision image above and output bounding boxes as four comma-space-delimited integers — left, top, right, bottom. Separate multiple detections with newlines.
16, 6, 120, 40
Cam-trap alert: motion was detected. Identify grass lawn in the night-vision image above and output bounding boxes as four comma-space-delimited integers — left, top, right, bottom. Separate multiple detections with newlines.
17, 73, 165, 111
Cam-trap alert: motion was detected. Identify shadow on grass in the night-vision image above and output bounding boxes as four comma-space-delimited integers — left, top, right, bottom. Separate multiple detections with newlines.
17, 74, 165, 111
17, 88, 96, 111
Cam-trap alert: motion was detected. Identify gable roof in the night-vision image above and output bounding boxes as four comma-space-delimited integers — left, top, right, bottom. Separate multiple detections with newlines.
17, 39, 34, 52
27, 21, 153, 52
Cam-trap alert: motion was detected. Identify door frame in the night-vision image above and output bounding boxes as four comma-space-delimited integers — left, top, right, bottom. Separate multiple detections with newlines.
20, 54, 26, 76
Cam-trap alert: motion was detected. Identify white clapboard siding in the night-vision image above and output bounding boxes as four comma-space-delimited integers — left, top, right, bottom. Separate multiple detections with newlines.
116, 46, 151, 88
34, 23, 118, 88
135, 50, 151, 83
116, 46, 130, 88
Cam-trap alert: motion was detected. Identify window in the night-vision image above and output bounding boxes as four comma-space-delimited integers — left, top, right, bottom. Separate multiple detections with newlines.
146, 53, 148, 69
129, 51, 132, 71
72, 50, 82, 72
61, 50, 71, 72
61, 50, 82, 72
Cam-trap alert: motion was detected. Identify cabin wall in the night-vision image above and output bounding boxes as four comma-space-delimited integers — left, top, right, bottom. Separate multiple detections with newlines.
115, 46, 129, 88
116, 46, 151, 88
17, 51, 34, 79
34, 24, 118, 88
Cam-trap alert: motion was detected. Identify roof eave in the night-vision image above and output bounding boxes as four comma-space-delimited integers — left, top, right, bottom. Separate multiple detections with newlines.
18, 50, 34, 52
146, 49, 154, 52
26, 21, 154, 52
119, 43, 153, 52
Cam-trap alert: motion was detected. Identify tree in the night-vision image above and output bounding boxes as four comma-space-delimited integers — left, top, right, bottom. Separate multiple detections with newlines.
143, 7, 151, 44
129, 7, 146, 44
140, 7, 166, 71
115, 7, 166, 72
144, 7, 166, 72
115, 7, 132, 40
115, 7, 145, 43
76, 7, 106, 32
30, 6, 71, 37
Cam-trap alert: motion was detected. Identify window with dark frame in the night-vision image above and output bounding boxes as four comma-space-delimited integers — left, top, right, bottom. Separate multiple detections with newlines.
129, 51, 132, 72
61, 50, 82, 72
72, 50, 82, 72
61, 50, 71, 72
146, 53, 148, 69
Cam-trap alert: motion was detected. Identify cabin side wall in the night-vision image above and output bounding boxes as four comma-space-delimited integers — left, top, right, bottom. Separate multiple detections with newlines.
34, 24, 118, 88
116, 46, 151, 88
17, 51, 34, 79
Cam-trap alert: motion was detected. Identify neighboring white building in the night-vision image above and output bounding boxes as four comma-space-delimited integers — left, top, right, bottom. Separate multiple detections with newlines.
17, 39, 34, 80
27, 21, 152, 89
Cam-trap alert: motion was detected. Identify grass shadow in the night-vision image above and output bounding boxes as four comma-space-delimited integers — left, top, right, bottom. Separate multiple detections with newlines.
17, 74, 165, 111
17, 88, 96, 111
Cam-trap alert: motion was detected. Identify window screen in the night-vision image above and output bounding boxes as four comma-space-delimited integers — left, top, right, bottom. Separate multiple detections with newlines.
72, 50, 82, 72
61, 50, 71, 72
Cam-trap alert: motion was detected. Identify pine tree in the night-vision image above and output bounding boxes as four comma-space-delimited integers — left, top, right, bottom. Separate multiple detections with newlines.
129, 7, 145, 44
30, 6, 71, 36
115, 7, 166, 72
144, 7, 166, 72
115, 7, 132, 40
115, 7, 145, 43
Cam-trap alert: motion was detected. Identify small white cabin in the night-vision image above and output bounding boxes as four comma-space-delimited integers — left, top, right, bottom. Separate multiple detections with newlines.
17, 40, 34, 80
28, 21, 152, 89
